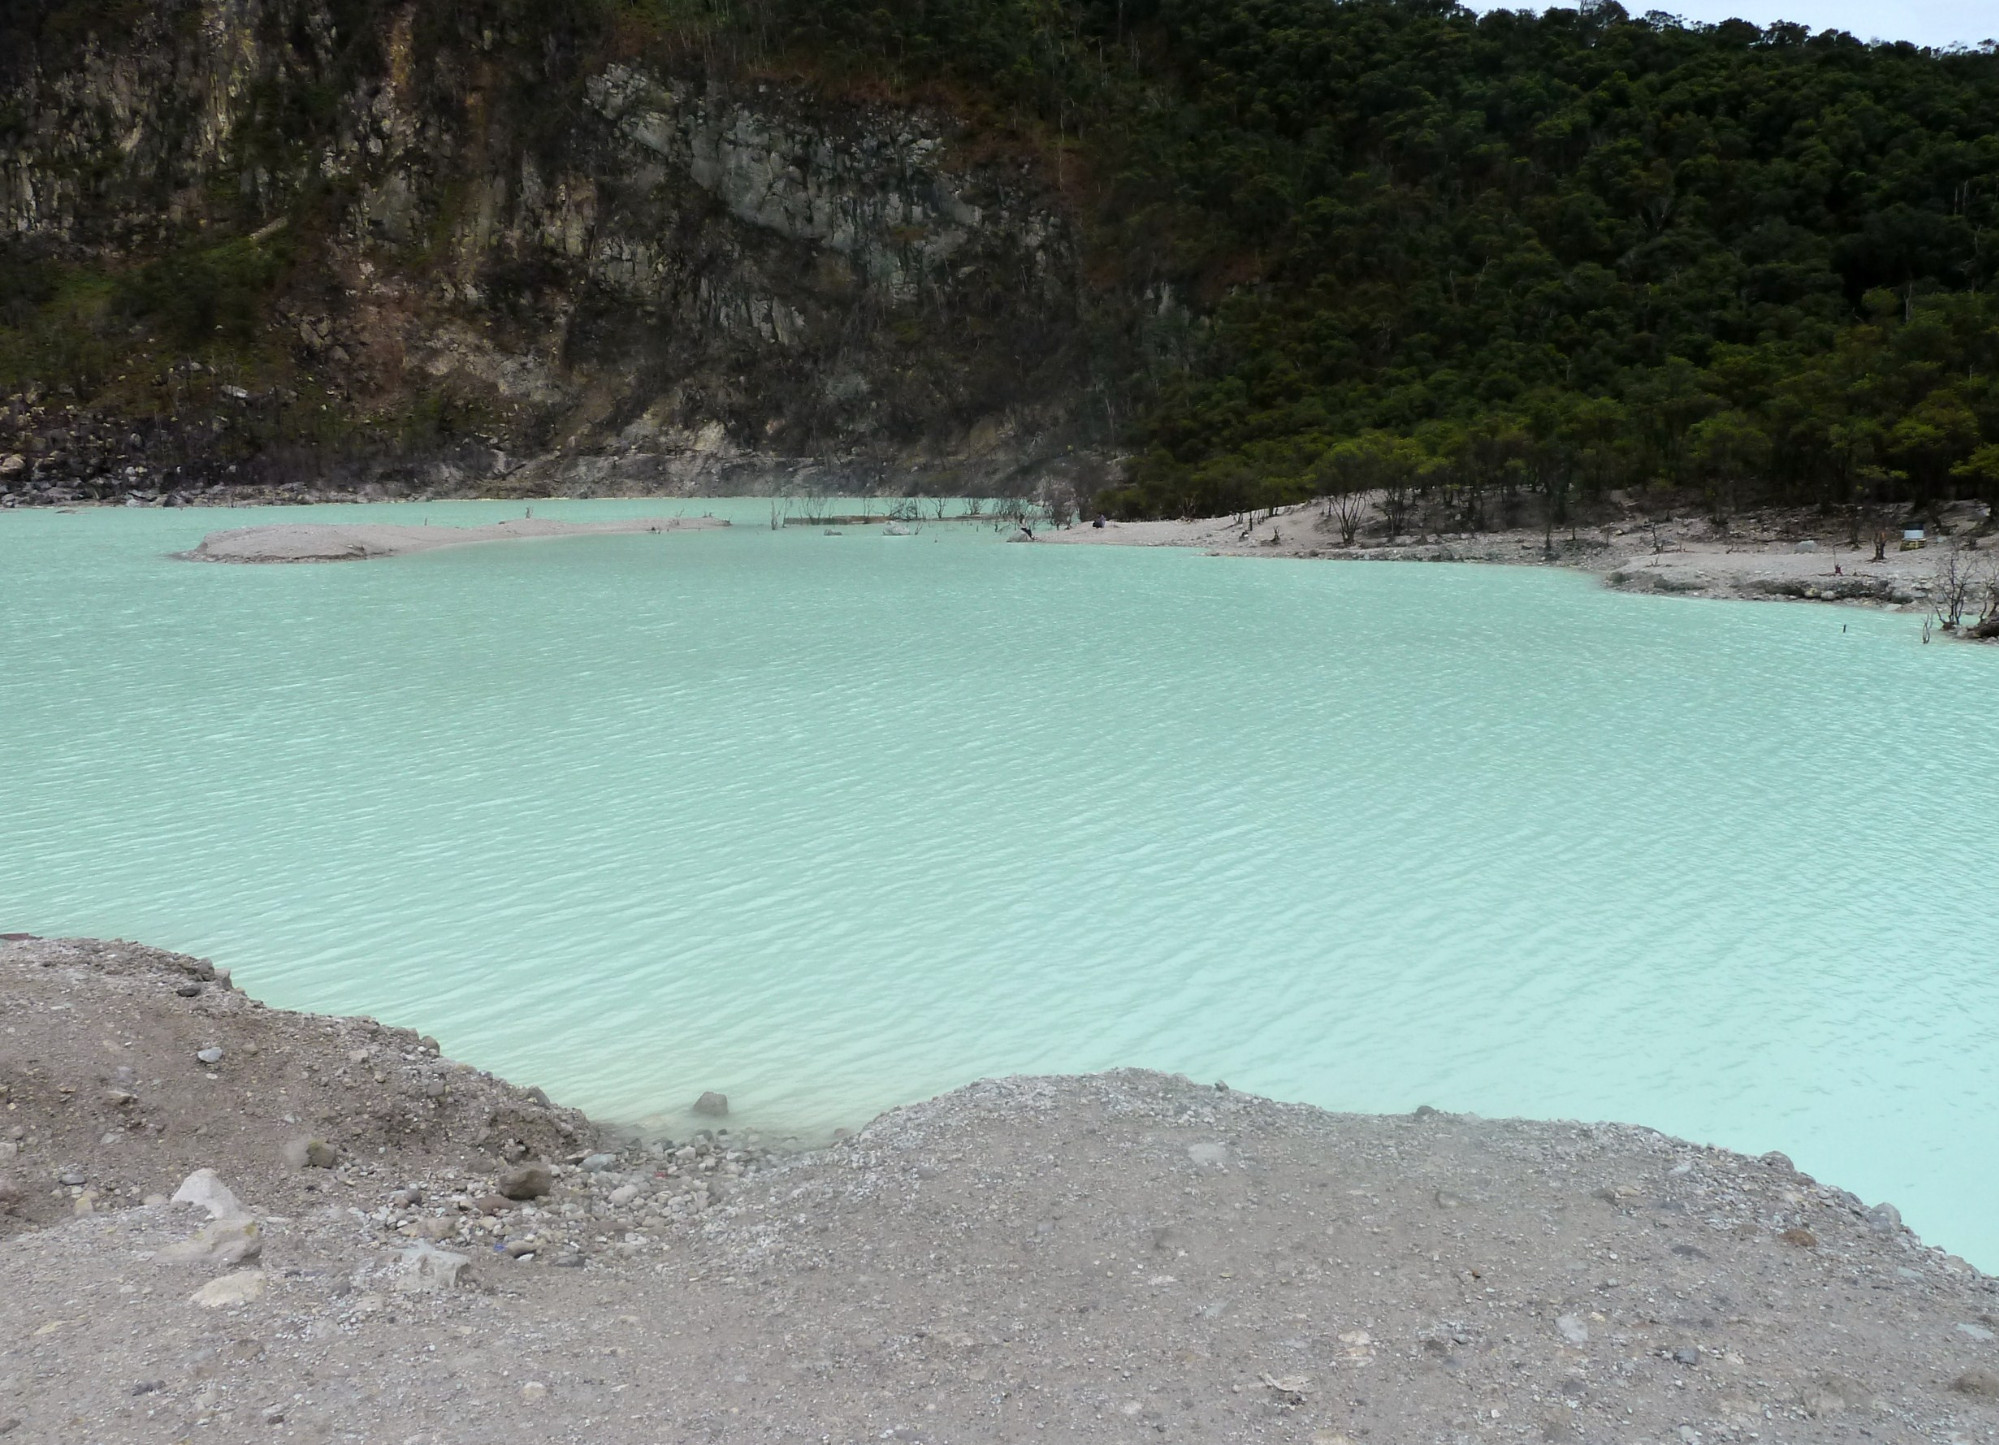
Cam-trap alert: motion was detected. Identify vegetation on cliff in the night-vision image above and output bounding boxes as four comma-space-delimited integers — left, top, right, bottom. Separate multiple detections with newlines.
746, 0, 1999, 521
4, 0, 1998, 519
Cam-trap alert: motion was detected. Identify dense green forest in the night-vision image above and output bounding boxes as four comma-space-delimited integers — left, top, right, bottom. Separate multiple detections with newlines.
741, 0, 1999, 521
6, 0, 1999, 520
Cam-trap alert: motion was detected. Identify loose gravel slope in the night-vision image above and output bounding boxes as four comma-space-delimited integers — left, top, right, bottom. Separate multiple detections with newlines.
3, 937, 1997, 1445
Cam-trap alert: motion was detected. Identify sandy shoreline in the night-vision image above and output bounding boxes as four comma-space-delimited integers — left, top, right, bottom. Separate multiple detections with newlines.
5, 934, 1998, 1442
1045, 503, 1995, 616
178, 514, 729, 563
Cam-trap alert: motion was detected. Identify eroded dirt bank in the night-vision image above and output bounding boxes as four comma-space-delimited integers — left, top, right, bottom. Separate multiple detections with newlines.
1048, 503, 1996, 621
3, 936, 1997, 1444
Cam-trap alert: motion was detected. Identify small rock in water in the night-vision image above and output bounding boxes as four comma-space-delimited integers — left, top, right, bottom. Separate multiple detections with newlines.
190, 1270, 266, 1309
692, 1091, 729, 1117
496, 1161, 553, 1199
580, 1152, 618, 1172
194, 1047, 223, 1065
171, 1168, 252, 1221
1555, 1314, 1590, 1345
280, 1136, 338, 1169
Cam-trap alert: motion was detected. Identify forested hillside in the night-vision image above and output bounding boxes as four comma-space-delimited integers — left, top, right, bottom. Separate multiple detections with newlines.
3, 0, 1997, 517
754, 0, 1999, 520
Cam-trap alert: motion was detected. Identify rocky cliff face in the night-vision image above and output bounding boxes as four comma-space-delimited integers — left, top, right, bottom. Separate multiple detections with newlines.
0, 0, 1103, 505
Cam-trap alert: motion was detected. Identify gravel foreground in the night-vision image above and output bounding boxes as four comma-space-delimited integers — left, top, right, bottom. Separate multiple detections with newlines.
4, 937, 1998, 1445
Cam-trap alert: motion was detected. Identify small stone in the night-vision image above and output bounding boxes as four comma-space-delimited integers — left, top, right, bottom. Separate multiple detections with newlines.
580, 1152, 617, 1172
280, 1136, 338, 1169
1780, 1227, 1818, 1247
502, 1239, 538, 1258
171, 1168, 252, 1221
130, 1381, 164, 1396
190, 1269, 266, 1308
472, 1193, 512, 1215
1555, 1314, 1589, 1345
195, 1047, 224, 1065
395, 1244, 471, 1293
609, 1184, 640, 1207
550, 1253, 586, 1268
1673, 1346, 1701, 1366
1952, 1369, 1999, 1398
1865, 1202, 1902, 1234
1433, 1189, 1464, 1209
691, 1091, 729, 1117
0, 1176, 19, 1209
496, 1161, 553, 1199
58, 1170, 86, 1187
1958, 1322, 1998, 1342
520, 1381, 548, 1401
175, 982, 203, 998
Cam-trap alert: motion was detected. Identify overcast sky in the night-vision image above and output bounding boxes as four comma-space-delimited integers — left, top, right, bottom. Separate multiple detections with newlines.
1472, 0, 1995, 48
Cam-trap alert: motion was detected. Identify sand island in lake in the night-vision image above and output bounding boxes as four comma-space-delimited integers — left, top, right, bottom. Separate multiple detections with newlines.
179, 514, 729, 563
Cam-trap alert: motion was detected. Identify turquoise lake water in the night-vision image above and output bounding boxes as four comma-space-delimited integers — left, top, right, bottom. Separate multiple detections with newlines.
4, 500, 1997, 1265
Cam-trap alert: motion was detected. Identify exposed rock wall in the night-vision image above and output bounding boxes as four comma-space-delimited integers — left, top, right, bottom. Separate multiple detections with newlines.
0, 0, 1102, 504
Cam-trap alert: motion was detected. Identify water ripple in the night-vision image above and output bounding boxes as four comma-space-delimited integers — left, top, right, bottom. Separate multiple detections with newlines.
3, 500, 1998, 1265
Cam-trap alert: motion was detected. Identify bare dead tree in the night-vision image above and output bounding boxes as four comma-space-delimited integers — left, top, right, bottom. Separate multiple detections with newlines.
1379, 479, 1416, 536
1930, 543, 1982, 631
1328, 488, 1371, 545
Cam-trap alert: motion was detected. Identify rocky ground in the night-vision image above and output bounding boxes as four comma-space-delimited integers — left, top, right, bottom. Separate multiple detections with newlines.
1049, 500, 1999, 631
5, 936, 1999, 1445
